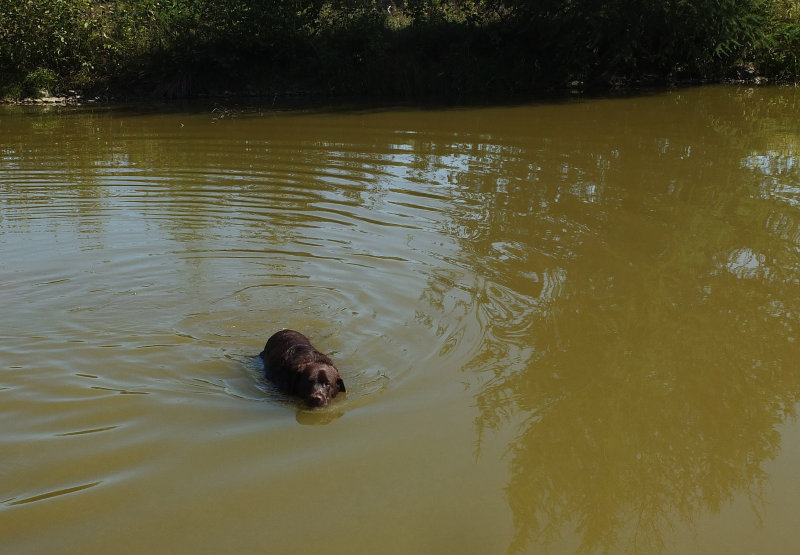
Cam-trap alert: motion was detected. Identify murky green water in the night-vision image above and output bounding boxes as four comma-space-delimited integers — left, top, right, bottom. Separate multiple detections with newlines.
2, 86, 800, 554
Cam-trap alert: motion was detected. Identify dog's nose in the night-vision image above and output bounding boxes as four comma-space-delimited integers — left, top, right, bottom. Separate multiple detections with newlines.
308, 392, 329, 408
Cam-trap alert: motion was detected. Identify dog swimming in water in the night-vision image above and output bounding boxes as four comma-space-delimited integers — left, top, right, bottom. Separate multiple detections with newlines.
259, 330, 345, 408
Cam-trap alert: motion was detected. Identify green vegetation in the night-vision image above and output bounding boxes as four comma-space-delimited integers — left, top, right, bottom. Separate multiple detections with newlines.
758, 0, 800, 80
1, 0, 798, 100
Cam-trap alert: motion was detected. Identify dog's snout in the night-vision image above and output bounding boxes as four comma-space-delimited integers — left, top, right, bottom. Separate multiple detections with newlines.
308, 391, 329, 408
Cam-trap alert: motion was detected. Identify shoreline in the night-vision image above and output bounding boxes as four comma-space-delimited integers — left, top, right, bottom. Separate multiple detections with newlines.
0, 75, 782, 109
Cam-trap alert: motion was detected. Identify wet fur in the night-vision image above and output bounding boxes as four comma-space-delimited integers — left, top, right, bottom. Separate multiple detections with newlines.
259, 330, 345, 408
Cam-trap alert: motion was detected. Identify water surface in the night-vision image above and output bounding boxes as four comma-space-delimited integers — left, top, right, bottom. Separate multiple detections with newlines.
2, 86, 800, 553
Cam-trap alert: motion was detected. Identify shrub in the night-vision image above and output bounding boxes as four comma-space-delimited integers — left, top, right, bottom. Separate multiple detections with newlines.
504, 0, 767, 83
0, 0, 797, 99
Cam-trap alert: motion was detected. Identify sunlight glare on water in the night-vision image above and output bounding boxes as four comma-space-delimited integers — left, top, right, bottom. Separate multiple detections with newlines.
2, 87, 800, 554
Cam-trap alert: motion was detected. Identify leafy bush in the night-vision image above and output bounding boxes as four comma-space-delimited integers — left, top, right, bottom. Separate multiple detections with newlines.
0, 0, 797, 99
504, 0, 768, 83
23, 68, 59, 97
756, 0, 800, 81
1, 1, 98, 75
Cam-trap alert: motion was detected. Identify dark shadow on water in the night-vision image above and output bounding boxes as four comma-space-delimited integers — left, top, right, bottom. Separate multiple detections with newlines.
0, 82, 684, 121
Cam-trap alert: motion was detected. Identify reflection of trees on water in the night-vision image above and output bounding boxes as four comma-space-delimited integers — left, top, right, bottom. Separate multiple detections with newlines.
411, 91, 800, 553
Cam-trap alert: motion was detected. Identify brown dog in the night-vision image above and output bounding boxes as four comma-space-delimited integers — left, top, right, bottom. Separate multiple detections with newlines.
259, 330, 345, 408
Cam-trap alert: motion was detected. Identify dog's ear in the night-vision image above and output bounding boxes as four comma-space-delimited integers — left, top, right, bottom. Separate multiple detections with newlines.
337, 377, 346, 392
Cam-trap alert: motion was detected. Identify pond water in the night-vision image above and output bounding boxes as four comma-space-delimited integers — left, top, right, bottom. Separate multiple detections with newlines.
2, 86, 800, 554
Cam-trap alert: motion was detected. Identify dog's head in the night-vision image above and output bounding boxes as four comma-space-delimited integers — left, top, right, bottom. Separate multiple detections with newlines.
297, 362, 346, 408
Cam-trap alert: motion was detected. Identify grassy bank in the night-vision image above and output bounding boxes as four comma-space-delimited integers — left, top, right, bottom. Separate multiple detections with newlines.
1, 0, 798, 101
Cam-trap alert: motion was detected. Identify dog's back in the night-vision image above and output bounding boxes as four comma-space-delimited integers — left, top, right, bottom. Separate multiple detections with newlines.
263, 329, 312, 358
